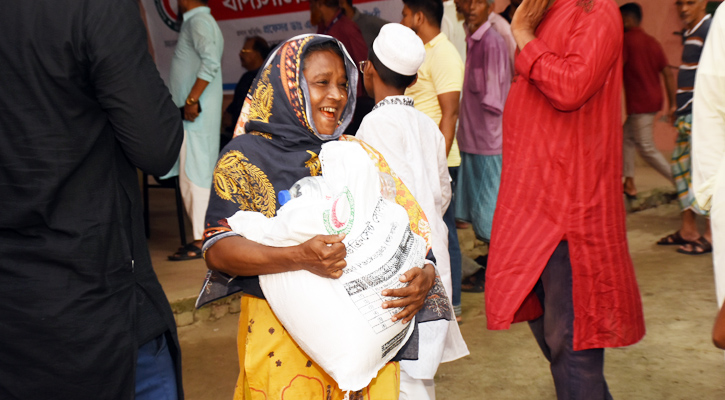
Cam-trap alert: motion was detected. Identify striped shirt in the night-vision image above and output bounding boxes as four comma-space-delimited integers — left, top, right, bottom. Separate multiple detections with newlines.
676, 14, 712, 116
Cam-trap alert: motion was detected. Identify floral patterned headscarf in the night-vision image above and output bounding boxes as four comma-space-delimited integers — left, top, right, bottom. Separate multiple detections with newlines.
233, 34, 358, 142
200, 38, 453, 363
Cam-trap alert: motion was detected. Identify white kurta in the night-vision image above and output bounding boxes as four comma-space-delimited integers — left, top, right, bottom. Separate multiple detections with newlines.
441, 1, 467, 62
357, 96, 469, 380
692, 4, 725, 306
165, 6, 223, 187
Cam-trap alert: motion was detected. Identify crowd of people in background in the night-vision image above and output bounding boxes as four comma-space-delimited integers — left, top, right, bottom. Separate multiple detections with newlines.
655, 0, 714, 256
2, 0, 725, 399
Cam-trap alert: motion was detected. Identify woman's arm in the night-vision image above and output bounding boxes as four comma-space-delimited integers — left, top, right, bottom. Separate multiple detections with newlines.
205, 233, 348, 279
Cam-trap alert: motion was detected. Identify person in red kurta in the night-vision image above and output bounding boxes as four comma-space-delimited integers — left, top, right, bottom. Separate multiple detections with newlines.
485, 0, 646, 398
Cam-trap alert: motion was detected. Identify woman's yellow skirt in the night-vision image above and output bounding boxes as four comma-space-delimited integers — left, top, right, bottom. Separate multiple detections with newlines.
234, 295, 400, 400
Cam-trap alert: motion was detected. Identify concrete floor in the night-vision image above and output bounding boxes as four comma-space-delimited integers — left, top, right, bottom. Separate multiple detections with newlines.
146, 164, 725, 399
436, 204, 724, 400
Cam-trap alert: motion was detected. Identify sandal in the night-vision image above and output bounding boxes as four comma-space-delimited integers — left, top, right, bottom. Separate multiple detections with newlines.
657, 231, 690, 246
461, 256, 487, 293
676, 236, 713, 255
168, 243, 203, 261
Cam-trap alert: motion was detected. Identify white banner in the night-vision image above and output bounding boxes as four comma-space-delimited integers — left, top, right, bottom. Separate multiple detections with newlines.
140, 0, 402, 92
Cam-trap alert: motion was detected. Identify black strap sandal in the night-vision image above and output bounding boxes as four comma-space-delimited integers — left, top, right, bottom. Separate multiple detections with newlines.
168, 243, 202, 261
676, 236, 713, 255
657, 231, 690, 246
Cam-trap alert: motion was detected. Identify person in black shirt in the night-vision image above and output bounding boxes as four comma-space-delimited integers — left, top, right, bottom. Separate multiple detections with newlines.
224, 36, 271, 137
499, 0, 521, 24
0, 1, 183, 398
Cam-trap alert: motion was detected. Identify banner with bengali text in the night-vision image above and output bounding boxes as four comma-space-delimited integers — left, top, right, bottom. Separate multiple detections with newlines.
140, 0, 402, 92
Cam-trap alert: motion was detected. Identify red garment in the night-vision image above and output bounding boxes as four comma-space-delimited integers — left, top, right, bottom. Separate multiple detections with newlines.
486, 0, 645, 351
317, 11, 368, 97
623, 26, 669, 114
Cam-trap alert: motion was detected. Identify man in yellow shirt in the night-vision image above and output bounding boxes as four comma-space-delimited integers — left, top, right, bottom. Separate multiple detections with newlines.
401, 0, 464, 159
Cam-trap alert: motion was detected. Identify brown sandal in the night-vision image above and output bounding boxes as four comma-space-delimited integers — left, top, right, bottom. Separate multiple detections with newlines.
657, 231, 690, 246
677, 236, 713, 255
168, 243, 202, 261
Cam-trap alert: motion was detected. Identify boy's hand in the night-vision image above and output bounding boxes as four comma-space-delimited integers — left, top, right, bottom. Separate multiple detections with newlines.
381, 263, 436, 323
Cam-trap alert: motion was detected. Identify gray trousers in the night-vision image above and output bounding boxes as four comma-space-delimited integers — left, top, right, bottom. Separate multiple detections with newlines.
622, 112, 673, 182
528, 242, 613, 400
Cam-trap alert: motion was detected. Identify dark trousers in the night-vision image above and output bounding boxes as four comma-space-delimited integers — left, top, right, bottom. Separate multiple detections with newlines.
135, 332, 179, 400
528, 242, 613, 400
446, 166, 462, 309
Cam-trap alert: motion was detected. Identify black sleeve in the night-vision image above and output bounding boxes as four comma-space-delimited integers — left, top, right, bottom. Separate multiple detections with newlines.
425, 248, 436, 267
226, 72, 255, 122
85, 0, 183, 176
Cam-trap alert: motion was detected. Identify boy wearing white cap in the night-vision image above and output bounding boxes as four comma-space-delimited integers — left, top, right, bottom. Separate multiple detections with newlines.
357, 23, 469, 400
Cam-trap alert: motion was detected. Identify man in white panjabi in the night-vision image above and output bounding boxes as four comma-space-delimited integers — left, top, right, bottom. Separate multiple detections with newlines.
165, 0, 223, 260
357, 23, 469, 400
692, 3, 725, 308
441, 0, 467, 61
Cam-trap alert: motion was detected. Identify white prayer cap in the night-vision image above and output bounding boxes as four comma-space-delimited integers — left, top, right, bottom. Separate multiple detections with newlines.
372, 23, 425, 76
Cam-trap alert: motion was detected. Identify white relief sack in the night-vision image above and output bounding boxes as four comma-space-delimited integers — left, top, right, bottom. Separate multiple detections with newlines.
226, 141, 427, 391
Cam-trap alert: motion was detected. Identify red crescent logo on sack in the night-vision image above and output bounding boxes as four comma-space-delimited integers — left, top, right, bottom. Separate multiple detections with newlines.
323, 187, 355, 235
330, 196, 347, 229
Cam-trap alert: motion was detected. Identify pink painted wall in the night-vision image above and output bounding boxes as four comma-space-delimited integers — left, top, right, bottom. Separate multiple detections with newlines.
614, 0, 683, 154
493, 0, 686, 154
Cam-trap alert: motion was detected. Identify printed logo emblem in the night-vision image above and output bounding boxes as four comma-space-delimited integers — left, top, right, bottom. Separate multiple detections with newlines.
154, 0, 181, 32
323, 187, 355, 235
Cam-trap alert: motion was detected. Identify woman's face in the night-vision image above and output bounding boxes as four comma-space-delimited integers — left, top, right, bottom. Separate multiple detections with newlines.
303, 49, 349, 136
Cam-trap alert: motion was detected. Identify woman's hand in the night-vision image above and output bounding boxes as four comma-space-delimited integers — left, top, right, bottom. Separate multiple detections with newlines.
381, 263, 436, 324
205, 234, 346, 278
294, 234, 347, 279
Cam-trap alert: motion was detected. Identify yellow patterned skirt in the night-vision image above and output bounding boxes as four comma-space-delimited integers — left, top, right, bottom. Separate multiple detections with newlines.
233, 295, 400, 400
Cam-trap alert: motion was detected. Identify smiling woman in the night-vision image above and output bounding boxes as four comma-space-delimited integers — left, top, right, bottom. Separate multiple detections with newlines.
302, 41, 350, 136
197, 34, 439, 399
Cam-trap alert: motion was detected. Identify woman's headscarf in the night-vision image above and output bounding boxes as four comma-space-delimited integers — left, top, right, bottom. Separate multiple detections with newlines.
233, 34, 358, 142
199, 36, 454, 366
200, 34, 359, 302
